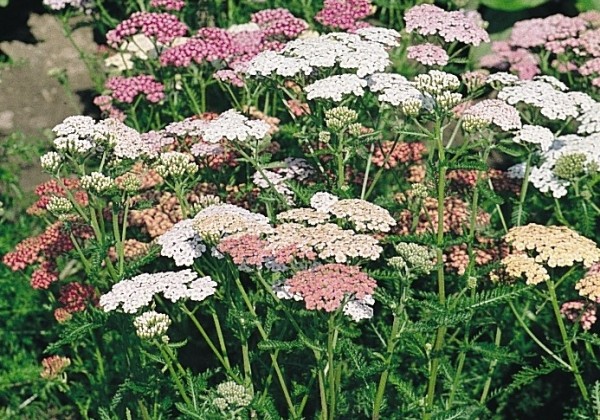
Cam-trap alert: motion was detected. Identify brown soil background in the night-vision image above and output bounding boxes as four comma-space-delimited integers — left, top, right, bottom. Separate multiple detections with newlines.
0, 6, 96, 191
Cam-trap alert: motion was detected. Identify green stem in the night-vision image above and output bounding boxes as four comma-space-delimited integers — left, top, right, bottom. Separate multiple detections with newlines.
158, 343, 192, 406
515, 153, 532, 227
372, 314, 401, 419
424, 119, 447, 418
233, 277, 297, 418
508, 301, 571, 370
361, 143, 375, 200
546, 278, 589, 401
181, 304, 235, 376
327, 315, 339, 420
479, 327, 502, 404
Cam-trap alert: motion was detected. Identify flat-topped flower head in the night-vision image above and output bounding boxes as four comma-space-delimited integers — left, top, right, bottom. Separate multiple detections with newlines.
80, 172, 115, 194
328, 199, 396, 232
305, 74, 367, 102
407, 43, 449, 67
509, 133, 600, 198
99, 269, 217, 313
367, 73, 433, 115
277, 208, 330, 226
315, 0, 373, 31
106, 12, 188, 48
462, 99, 522, 132
513, 125, 554, 152
285, 263, 376, 314
192, 204, 272, 241
504, 224, 600, 270
404, 4, 489, 46
576, 274, 600, 302
157, 219, 206, 266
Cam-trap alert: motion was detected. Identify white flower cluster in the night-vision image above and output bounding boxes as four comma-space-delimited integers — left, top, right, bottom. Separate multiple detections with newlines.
486, 72, 519, 88
201, 110, 271, 143
310, 192, 339, 213
154, 152, 198, 178
512, 125, 554, 152
252, 170, 294, 204
366, 73, 433, 115
509, 133, 600, 198
245, 31, 396, 79
40, 151, 63, 172
80, 172, 115, 193
355, 27, 401, 48
52, 116, 98, 155
305, 74, 367, 102
498, 79, 580, 121
576, 101, 600, 135
43, 0, 91, 11
99, 269, 217, 313
244, 51, 314, 77
343, 295, 375, 322
133, 310, 171, 340
157, 219, 206, 266
328, 198, 397, 232
279, 157, 315, 181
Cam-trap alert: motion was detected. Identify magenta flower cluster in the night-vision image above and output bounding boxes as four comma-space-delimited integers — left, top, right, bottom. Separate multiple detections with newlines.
404, 4, 489, 46
315, 0, 372, 31
149, 0, 185, 11
160, 9, 307, 70
105, 75, 165, 104
106, 12, 188, 47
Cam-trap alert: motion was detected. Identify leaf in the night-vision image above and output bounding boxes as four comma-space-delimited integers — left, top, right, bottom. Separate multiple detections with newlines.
480, 0, 549, 11
0, 0, 9, 7
576, 0, 600, 11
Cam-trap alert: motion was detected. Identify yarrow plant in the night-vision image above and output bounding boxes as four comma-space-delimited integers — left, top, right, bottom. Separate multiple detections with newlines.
8, 2, 600, 419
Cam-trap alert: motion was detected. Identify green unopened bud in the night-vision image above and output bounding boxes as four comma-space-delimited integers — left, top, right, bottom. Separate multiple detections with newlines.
553, 153, 587, 181
325, 106, 358, 130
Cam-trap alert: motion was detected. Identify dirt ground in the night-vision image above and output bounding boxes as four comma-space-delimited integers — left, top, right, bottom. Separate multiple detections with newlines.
0, 10, 96, 191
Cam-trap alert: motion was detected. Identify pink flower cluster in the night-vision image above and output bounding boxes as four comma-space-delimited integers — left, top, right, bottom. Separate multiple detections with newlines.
286, 264, 376, 312
315, 0, 372, 31
27, 179, 88, 216
40, 355, 71, 380
480, 41, 540, 80
482, 13, 600, 85
407, 43, 449, 67
106, 12, 188, 47
160, 9, 308, 70
3, 222, 91, 289
371, 141, 426, 169
58, 282, 98, 313
218, 234, 316, 269
105, 75, 165, 104
561, 301, 597, 331
93, 95, 126, 121
149, 0, 185, 11
404, 4, 489, 46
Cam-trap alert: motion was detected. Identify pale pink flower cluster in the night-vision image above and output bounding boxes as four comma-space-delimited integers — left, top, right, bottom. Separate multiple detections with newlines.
106, 12, 188, 47
315, 0, 372, 31
105, 75, 165, 104
407, 43, 449, 67
285, 263, 376, 312
482, 13, 600, 86
462, 99, 522, 132
561, 301, 597, 331
480, 41, 540, 80
404, 4, 489, 46
150, 0, 185, 11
